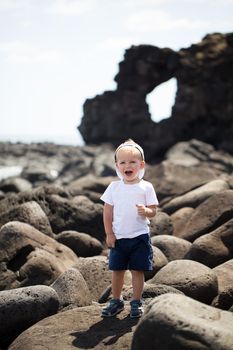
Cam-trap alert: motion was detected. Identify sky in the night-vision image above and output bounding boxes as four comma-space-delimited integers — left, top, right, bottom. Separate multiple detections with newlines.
0, 0, 232, 146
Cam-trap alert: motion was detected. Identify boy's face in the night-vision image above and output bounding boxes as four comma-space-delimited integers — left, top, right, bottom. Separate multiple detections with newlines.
115, 147, 145, 184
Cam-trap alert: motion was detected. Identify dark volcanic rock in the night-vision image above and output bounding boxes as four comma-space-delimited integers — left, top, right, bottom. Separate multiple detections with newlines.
0, 285, 59, 349
73, 256, 112, 302
0, 176, 32, 193
79, 32, 233, 161
144, 246, 168, 281
0, 184, 105, 240
180, 190, 233, 242
211, 285, 233, 310
8, 303, 138, 350
213, 259, 233, 294
132, 293, 233, 350
0, 200, 53, 236
56, 230, 103, 257
162, 179, 229, 214
150, 210, 174, 236
186, 219, 233, 268
151, 235, 192, 261
171, 207, 195, 237
51, 268, 92, 311
122, 283, 184, 302
0, 221, 79, 290
148, 259, 218, 304
45, 193, 104, 240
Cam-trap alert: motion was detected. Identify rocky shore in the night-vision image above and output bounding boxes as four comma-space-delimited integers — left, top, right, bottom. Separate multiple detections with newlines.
0, 139, 233, 349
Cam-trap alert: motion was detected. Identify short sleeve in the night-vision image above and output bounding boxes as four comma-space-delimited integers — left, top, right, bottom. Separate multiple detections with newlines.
100, 183, 114, 205
146, 183, 159, 206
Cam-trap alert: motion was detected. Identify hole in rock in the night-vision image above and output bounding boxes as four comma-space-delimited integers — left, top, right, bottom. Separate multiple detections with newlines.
146, 77, 177, 122
7, 245, 34, 272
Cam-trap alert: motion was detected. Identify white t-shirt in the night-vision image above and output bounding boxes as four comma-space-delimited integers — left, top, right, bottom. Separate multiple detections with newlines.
100, 179, 159, 239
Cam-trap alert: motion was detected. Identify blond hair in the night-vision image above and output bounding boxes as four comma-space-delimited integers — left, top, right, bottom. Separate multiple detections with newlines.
115, 139, 144, 162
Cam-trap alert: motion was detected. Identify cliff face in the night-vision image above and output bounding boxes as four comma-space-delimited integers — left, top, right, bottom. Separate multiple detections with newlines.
78, 32, 233, 161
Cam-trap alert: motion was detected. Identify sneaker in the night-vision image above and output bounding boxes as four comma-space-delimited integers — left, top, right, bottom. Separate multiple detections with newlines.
101, 299, 124, 317
130, 300, 144, 318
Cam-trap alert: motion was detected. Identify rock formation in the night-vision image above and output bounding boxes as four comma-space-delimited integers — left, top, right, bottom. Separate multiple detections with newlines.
0, 138, 233, 349
79, 32, 233, 161
132, 293, 233, 350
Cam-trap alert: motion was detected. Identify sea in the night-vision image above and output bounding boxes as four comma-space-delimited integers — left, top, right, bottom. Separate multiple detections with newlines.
0, 133, 84, 146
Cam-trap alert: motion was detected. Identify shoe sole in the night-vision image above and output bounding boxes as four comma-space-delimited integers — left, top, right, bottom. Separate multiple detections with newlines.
130, 309, 144, 318
130, 313, 143, 318
101, 306, 124, 317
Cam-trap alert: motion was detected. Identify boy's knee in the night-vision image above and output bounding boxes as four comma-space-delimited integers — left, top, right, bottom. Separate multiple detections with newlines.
130, 270, 144, 276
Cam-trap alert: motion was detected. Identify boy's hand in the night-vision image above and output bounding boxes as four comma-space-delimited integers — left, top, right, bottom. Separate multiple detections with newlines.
136, 204, 157, 218
106, 232, 116, 248
136, 204, 146, 217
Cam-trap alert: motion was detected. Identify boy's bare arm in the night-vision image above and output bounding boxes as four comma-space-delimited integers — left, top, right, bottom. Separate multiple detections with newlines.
136, 204, 157, 218
103, 203, 116, 248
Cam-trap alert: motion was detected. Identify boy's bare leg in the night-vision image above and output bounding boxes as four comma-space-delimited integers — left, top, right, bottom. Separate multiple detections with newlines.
112, 270, 125, 299
131, 270, 144, 300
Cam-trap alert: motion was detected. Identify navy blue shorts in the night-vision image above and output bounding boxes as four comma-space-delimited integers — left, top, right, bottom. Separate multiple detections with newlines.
109, 234, 153, 271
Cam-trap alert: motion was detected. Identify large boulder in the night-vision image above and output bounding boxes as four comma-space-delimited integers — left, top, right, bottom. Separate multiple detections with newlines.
132, 293, 233, 350
148, 259, 218, 304
0, 221, 79, 290
73, 256, 112, 302
0, 176, 32, 193
163, 179, 229, 214
211, 285, 233, 311
170, 207, 195, 237
67, 174, 114, 202
0, 184, 70, 219
146, 160, 220, 202
151, 235, 192, 261
165, 139, 233, 169
213, 259, 233, 293
186, 219, 233, 267
21, 164, 58, 185
8, 303, 137, 350
180, 190, 233, 242
0, 185, 105, 240
0, 285, 59, 349
43, 193, 105, 240
56, 230, 103, 257
123, 283, 184, 302
0, 200, 53, 236
51, 268, 92, 311
150, 211, 173, 236
144, 246, 168, 280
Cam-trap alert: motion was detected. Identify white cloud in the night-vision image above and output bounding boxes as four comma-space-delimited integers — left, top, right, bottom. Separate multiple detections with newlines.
0, 0, 22, 11
0, 41, 63, 64
124, 0, 167, 7
46, 0, 97, 16
0, 0, 32, 12
127, 10, 210, 32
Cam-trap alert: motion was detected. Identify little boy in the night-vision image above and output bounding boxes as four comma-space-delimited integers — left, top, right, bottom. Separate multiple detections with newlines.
100, 139, 158, 318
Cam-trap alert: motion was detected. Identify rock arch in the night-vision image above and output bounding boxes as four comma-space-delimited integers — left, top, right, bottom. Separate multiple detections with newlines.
146, 77, 178, 122
78, 33, 233, 162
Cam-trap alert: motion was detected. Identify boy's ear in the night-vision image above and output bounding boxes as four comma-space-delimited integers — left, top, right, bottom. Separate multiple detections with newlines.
140, 160, 145, 169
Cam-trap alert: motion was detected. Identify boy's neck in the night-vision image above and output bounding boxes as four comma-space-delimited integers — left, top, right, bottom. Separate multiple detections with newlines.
123, 178, 141, 184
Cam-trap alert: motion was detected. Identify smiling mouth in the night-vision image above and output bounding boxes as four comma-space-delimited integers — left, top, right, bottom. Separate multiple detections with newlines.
125, 170, 133, 176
